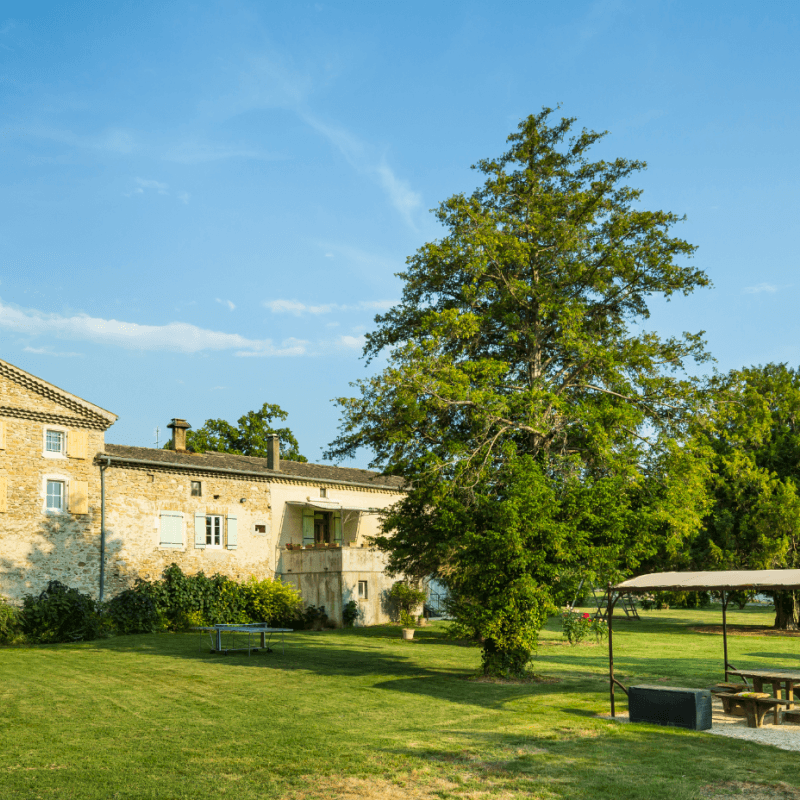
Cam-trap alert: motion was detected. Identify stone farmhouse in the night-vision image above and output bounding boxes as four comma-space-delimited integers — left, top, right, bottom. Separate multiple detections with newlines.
0, 357, 406, 625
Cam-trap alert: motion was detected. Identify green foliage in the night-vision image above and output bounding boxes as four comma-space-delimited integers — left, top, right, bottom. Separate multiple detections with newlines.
561, 610, 592, 644
21, 581, 105, 644
327, 109, 710, 676
687, 364, 800, 628
0, 597, 24, 644
240, 577, 303, 627
388, 581, 427, 627
302, 604, 329, 630
168, 402, 307, 462
342, 600, 359, 627
106, 589, 160, 635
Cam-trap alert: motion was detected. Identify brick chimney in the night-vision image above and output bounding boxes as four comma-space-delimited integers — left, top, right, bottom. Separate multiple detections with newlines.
167, 418, 191, 452
267, 434, 280, 471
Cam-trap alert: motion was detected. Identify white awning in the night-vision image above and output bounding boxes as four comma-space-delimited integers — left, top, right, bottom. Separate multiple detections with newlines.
614, 569, 800, 593
285, 501, 380, 513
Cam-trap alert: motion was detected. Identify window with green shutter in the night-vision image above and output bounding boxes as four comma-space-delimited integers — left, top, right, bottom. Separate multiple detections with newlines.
333, 511, 342, 544
159, 511, 184, 548
302, 508, 314, 545
226, 515, 238, 550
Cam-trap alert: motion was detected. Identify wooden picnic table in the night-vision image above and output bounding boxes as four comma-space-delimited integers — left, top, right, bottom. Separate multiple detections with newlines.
724, 669, 800, 725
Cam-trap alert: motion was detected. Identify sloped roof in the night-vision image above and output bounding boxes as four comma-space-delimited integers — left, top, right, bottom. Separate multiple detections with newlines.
0, 357, 117, 428
103, 444, 406, 490
614, 569, 800, 593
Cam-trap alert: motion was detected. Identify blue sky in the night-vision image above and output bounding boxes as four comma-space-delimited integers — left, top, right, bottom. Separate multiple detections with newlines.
1, 1, 798, 465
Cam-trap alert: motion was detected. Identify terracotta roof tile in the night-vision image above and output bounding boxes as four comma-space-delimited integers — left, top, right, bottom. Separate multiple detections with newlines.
103, 444, 405, 489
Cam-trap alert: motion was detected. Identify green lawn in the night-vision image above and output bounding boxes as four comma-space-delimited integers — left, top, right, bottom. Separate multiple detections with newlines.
2, 606, 800, 800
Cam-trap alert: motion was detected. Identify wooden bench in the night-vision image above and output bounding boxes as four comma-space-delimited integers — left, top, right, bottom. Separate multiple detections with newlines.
715, 692, 790, 728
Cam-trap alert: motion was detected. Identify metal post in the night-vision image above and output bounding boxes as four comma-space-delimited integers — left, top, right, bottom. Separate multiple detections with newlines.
608, 588, 616, 717
722, 590, 729, 681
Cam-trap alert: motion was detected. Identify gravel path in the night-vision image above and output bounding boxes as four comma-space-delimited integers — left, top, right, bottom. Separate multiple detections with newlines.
600, 699, 800, 751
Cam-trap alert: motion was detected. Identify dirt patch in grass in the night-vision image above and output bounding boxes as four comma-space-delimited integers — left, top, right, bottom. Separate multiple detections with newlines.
467, 673, 560, 685
691, 625, 800, 637
701, 781, 800, 799
290, 773, 539, 799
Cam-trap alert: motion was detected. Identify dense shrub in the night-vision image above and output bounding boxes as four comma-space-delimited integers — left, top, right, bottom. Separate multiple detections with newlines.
342, 600, 359, 628
131, 565, 302, 630
0, 597, 24, 644
21, 581, 105, 643
240, 577, 303, 627
561, 610, 608, 645
106, 589, 160, 635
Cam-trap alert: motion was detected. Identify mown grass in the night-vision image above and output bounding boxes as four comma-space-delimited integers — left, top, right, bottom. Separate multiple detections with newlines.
2, 605, 800, 799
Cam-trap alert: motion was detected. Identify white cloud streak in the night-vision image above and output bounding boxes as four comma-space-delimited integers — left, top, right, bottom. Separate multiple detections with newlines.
0, 300, 305, 357
264, 299, 396, 316
215, 298, 236, 311
743, 283, 778, 294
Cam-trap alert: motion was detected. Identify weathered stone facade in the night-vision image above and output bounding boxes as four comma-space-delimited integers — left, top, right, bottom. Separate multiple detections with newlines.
0, 358, 406, 625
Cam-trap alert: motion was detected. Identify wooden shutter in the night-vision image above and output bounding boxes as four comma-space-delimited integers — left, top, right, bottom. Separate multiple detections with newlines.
68, 430, 88, 460
159, 511, 184, 548
194, 512, 206, 549
69, 480, 89, 514
0, 419, 6, 450
302, 508, 314, 544
226, 515, 238, 550
333, 511, 342, 544
0, 475, 7, 512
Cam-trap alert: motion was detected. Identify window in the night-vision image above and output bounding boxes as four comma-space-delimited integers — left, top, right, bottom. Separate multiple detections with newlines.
320, 487, 327, 498
46, 430, 65, 454
254, 524, 266, 534
46, 480, 65, 512
191, 481, 202, 497
358, 580, 368, 600
206, 515, 223, 548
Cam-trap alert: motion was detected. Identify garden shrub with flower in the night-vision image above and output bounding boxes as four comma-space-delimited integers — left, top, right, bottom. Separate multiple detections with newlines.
561, 610, 608, 645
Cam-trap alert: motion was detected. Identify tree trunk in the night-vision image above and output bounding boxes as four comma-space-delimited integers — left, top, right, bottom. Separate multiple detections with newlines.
773, 591, 800, 630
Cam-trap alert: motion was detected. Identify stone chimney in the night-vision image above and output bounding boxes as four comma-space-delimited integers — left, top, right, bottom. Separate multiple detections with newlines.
267, 434, 280, 471
167, 418, 191, 452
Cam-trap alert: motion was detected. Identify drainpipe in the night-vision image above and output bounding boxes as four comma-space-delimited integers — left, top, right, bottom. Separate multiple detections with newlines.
99, 456, 111, 602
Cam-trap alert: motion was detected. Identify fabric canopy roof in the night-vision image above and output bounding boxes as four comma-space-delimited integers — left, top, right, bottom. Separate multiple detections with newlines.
614, 569, 800, 593
285, 500, 379, 513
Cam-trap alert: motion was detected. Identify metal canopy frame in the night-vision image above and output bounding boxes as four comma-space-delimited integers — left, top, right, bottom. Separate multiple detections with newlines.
605, 569, 800, 717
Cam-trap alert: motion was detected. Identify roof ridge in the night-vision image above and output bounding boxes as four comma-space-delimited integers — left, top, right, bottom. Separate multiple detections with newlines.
0, 357, 117, 426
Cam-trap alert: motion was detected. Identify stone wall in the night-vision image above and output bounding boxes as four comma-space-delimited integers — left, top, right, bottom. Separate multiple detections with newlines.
0, 372, 107, 602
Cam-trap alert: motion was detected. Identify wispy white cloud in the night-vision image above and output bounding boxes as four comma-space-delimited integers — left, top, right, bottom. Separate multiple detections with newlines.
743, 283, 778, 294
23, 346, 83, 358
178, 191, 191, 204
135, 177, 169, 194
163, 140, 280, 164
7, 125, 137, 155
216, 298, 236, 311
301, 112, 420, 226
264, 298, 396, 316
0, 299, 306, 357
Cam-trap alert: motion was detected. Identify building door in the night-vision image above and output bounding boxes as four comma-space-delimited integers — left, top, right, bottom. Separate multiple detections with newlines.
314, 512, 330, 544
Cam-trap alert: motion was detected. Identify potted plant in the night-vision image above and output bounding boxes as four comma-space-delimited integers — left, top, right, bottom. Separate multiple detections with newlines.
389, 581, 428, 641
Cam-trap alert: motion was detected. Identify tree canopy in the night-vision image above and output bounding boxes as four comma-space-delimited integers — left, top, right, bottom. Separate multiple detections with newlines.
170, 403, 307, 462
687, 364, 800, 627
327, 108, 711, 674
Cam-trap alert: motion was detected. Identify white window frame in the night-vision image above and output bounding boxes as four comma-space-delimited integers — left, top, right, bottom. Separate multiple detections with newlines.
206, 514, 224, 549
358, 580, 368, 600
191, 480, 202, 497
42, 473, 69, 514
46, 479, 66, 512
42, 425, 68, 460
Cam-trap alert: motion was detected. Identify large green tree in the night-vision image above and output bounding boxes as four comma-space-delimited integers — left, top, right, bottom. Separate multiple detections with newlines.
169, 403, 307, 462
327, 109, 711, 675
689, 364, 800, 628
